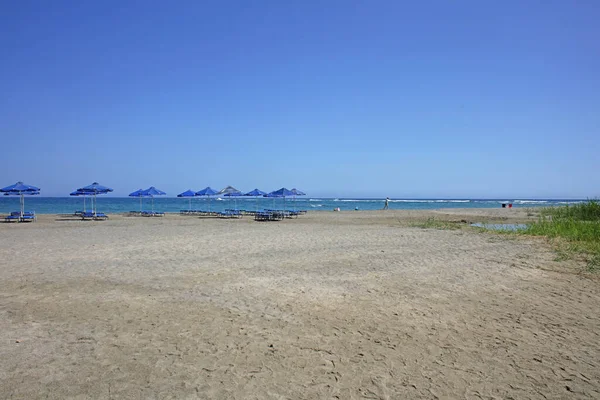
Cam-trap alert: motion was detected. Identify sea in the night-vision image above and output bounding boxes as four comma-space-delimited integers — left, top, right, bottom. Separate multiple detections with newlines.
0, 197, 588, 215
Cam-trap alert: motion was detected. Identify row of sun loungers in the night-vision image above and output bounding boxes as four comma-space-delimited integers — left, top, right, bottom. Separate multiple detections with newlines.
219, 209, 243, 218
179, 209, 220, 216
128, 210, 165, 217
81, 212, 109, 220
179, 208, 306, 221
4, 211, 36, 222
74, 211, 109, 220
255, 210, 303, 221
4, 208, 308, 223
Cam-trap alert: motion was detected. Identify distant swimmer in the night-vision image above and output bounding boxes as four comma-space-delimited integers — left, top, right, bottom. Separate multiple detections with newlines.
383, 197, 389, 210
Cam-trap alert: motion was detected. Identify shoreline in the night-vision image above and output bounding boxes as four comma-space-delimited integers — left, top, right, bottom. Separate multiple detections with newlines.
1, 207, 539, 223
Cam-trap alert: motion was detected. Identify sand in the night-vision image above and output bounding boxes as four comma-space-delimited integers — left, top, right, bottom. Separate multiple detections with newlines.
1, 209, 599, 399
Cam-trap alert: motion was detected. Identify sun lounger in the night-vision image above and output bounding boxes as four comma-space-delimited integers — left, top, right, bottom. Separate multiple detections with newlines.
254, 211, 285, 221
81, 211, 108, 221
94, 212, 109, 220
81, 212, 95, 220
4, 211, 21, 222
219, 210, 242, 219
4, 211, 37, 222
141, 211, 164, 217
254, 211, 272, 221
21, 211, 37, 222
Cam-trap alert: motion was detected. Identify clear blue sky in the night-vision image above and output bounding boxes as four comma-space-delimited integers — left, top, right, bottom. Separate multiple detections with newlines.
1, 1, 598, 198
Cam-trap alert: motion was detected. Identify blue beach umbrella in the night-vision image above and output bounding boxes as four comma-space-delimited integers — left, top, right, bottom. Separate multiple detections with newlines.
268, 188, 295, 197
195, 187, 218, 212
177, 189, 197, 210
141, 186, 166, 213
129, 189, 149, 212
196, 187, 218, 196
267, 188, 295, 210
1, 181, 41, 217
77, 182, 113, 216
244, 189, 267, 211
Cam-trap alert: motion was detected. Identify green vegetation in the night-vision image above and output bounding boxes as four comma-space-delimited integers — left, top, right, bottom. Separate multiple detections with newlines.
522, 200, 600, 271
410, 217, 461, 230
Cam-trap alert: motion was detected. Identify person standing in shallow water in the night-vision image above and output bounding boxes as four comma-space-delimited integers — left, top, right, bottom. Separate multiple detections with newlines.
383, 197, 389, 210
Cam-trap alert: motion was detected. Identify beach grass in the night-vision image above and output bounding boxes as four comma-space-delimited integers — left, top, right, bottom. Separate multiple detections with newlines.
410, 217, 461, 230
520, 200, 600, 271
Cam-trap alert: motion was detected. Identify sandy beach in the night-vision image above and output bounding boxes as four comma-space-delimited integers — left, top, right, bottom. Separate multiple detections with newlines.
1, 209, 599, 399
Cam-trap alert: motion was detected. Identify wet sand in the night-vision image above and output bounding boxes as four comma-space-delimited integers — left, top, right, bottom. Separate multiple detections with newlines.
1, 209, 599, 399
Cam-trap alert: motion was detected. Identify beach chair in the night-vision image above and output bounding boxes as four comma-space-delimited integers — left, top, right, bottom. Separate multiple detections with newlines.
254, 211, 273, 221
232, 210, 243, 218
264, 209, 284, 221
220, 210, 242, 219
94, 212, 109, 220
21, 211, 36, 222
80, 211, 108, 221
4, 211, 20, 222
141, 211, 164, 217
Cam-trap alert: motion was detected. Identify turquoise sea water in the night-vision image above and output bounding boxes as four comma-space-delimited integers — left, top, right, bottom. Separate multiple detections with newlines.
0, 197, 587, 215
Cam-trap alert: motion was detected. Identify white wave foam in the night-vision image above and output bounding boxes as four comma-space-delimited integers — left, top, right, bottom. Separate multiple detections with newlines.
514, 200, 548, 204
309, 199, 322, 202
391, 200, 432, 203
310, 204, 323, 207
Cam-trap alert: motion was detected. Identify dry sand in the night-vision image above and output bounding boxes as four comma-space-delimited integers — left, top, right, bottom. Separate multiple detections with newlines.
1, 209, 599, 399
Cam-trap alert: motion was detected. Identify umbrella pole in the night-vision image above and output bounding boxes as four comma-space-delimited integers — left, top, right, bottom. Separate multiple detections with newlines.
21, 193, 24, 218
